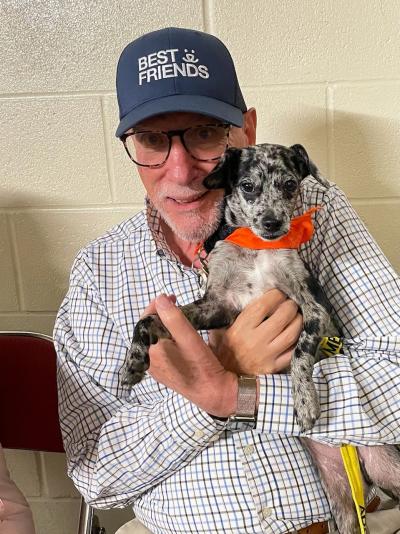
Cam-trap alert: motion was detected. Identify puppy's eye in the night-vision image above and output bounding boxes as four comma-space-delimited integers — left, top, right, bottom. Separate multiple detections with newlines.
240, 181, 255, 193
284, 179, 298, 193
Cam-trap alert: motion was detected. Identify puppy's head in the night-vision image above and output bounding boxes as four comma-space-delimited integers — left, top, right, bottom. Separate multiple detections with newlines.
204, 143, 320, 240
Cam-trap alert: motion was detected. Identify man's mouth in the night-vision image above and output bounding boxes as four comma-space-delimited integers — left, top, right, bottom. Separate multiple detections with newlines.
169, 192, 207, 205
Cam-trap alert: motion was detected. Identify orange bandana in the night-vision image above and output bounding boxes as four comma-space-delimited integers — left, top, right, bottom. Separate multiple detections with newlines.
223, 207, 320, 250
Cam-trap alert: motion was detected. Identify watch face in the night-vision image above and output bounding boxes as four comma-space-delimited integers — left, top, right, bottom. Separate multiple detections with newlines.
235, 375, 257, 420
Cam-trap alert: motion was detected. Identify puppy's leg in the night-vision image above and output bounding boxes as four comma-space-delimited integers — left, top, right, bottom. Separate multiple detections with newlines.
291, 304, 326, 430
358, 445, 400, 502
124, 293, 238, 385
303, 438, 363, 534
275, 273, 329, 429
178, 294, 238, 331
274, 268, 336, 430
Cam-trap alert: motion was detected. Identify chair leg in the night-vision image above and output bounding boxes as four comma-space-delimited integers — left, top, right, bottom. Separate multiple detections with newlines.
77, 497, 93, 534
77, 497, 106, 534
91, 512, 106, 534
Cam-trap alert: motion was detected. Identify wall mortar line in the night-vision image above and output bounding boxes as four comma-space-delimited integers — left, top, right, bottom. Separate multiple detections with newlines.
202, 0, 214, 33
38, 453, 49, 497
5, 213, 25, 312
0, 90, 116, 100
326, 85, 336, 183
0, 311, 56, 318
100, 96, 117, 203
0, 203, 145, 213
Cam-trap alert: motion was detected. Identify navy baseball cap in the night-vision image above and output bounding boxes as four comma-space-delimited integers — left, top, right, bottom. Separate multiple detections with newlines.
115, 27, 247, 137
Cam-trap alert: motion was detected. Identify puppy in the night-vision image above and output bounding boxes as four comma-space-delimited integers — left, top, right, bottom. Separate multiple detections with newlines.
125, 143, 400, 534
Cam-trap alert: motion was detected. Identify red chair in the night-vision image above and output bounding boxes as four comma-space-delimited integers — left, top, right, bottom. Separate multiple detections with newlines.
0, 331, 105, 534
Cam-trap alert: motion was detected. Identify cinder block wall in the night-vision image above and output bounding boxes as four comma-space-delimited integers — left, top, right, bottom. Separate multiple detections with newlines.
1, 2, 399, 533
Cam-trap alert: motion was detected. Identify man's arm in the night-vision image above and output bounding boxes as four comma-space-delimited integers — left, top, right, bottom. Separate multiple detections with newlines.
55, 252, 228, 509
254, 183, 400, 443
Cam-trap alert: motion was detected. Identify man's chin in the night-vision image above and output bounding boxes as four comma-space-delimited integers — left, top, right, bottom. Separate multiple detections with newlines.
158, 202, 222, 242
152, 190, 224, 242
162, 211, 219, 242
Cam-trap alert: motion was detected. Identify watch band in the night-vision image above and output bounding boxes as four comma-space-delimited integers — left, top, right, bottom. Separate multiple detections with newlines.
229, 375, 258, 425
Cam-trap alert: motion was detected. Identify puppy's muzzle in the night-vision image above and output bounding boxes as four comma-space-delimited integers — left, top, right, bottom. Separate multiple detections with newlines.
262, 216, 283, 233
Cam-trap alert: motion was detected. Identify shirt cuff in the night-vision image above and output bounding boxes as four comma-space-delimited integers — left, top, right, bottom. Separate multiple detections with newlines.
255, 374, 302, 435
162, 393, 227, 448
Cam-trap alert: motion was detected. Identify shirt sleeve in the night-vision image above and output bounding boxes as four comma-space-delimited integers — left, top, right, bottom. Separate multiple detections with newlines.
255, 183, 400, 445
54, 250, 226, 509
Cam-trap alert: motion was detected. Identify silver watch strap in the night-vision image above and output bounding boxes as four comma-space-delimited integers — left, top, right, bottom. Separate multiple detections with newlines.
229, 375, 258, 424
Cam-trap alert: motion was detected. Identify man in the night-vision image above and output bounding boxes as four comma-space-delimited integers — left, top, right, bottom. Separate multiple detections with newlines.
55, 28, 400, 534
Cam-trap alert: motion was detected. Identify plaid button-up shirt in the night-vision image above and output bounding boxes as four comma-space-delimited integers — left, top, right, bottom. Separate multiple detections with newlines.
55, 176, 400, 534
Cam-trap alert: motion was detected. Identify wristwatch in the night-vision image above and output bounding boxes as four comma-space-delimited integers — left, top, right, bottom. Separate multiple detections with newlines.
228, 375, 258, 426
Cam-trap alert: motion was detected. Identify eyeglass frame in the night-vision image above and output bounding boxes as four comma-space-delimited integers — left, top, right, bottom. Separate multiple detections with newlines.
119, 123, 231, 168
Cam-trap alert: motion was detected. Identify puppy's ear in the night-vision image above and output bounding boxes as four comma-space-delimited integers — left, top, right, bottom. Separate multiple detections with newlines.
203, 147, 242, 190
290, 144, 311, 179
290, 143, 330, 188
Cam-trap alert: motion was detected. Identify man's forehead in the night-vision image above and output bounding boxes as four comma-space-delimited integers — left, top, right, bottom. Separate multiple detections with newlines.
132, 111, 223, 130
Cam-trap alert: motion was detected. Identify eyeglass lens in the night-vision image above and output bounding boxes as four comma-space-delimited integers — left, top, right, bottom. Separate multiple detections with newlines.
124, 124, 229, 166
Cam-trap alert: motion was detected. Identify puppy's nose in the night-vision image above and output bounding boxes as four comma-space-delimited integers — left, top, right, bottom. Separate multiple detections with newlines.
262, 217, 282, 232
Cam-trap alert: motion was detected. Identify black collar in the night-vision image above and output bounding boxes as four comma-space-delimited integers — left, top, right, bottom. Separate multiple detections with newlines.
203, 221, 236, 254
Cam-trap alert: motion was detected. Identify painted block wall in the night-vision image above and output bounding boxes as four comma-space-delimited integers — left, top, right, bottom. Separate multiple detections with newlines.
1, 1, 399, 533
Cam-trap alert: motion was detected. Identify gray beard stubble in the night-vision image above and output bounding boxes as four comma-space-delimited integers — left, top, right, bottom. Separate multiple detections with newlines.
160, 196, 224, 243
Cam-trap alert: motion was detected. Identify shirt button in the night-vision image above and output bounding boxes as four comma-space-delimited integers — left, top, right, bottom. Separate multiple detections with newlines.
209, 434, 220, 442
243, 444, 255, 456
261, 506, 272, 518
193, 429, 205, 439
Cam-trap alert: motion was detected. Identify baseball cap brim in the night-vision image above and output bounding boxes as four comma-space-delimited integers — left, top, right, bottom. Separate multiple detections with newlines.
115, 94, 244, 137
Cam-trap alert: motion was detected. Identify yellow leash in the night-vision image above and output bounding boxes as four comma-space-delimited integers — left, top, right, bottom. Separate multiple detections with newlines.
318, 336, 344, 358
340, 445, 367, 533
318, 337, 367, 534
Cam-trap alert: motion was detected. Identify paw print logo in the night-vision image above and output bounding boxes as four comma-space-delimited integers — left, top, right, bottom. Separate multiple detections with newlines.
182, 49, 199, 63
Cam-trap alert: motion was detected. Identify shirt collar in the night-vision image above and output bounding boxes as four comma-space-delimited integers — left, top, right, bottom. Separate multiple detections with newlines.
145, 197, 181, 263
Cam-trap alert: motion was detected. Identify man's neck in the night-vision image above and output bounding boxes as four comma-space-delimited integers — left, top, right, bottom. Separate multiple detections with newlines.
160, 219, 202, 268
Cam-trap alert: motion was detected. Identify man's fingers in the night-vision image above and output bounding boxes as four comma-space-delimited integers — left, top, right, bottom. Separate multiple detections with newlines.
234, 289, 287, 329
208, 329, 224, 351
273, 348, 294, 373
257, 299, 300, 339
265, 312, 303, 357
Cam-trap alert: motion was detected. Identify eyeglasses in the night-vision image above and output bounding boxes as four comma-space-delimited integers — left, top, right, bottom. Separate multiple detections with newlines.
120, 123, 231, 168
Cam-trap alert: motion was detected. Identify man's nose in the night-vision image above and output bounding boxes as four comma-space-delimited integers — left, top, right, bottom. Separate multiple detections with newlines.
166, 135, 196, 183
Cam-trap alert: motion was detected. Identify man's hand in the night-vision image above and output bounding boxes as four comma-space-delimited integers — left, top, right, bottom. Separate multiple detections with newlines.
209, 289, 302, 375
145, 295, 238, 418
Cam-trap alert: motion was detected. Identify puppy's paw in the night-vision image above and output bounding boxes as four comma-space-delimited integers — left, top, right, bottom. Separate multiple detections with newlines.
293, 385, 320, 432
135, 314, 171, 346
122, 314, 172, 387
122, 341, 149, 386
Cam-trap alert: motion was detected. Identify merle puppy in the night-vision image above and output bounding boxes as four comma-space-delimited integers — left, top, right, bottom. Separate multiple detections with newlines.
125, 143, 400, 534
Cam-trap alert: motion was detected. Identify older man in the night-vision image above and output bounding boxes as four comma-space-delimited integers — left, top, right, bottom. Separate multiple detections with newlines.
55, 28, 400, 534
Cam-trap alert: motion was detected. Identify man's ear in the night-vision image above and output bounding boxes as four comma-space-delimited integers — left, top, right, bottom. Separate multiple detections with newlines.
290, 144, 311, 179
203, 147, 242, 190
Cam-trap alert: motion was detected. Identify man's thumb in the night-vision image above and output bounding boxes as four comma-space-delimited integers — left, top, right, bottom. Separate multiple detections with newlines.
155, 295, 195, 343
155, 294, 174, 311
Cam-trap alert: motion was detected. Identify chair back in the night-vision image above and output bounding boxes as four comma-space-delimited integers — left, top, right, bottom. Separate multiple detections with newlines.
0, 331, 64, 452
